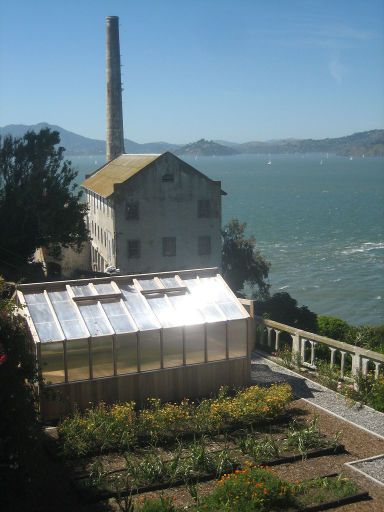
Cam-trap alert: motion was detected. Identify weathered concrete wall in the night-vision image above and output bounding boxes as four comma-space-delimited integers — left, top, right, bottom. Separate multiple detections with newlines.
35, 243, 91, 278
113, 153, 222, 273
86, 190, 116, 271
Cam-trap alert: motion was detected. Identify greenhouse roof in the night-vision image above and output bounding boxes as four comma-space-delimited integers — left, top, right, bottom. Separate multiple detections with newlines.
17, 268, 249, 343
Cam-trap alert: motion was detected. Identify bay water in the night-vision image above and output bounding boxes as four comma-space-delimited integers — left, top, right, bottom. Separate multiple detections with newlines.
71, 153, 384, 326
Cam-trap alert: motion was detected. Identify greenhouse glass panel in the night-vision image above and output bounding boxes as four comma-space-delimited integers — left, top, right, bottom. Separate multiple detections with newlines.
216, 301, 245, 320
101, 300, 137, 333
120, 285, 159, 330
71, 284, 95, 297
137, 278, 159, 290
78, 302, 113, 336
147, 295, 178, 328
66, 339, 90, 381
206, 322, 227, 361
94, 283, 116, 294
167, 293, 204, 326
185, 324, 205, 364
160, 277, 180, 289
228, 319, 247, 358
24, 293, 63, 342
48, 290, 88, 338
40, 341, 65, 384
200, 277, 234, 302
163, 327, 183, 368
182, 279, 225, 322
116, 333, 138, 374
139, 330, 161, 371
92, 336, 114, 378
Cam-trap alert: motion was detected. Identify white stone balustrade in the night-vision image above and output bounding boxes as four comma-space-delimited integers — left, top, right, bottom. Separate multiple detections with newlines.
264, 318, 383, 380
243, 307, 384, 381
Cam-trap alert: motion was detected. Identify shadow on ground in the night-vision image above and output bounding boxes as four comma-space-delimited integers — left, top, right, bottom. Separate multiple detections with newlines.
250, 361, 326, 400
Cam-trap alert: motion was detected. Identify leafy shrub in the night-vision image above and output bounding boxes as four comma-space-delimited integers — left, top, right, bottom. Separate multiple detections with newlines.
199, 464, 294, 511
283, 416, 324, 458
255, 292, 317, 332
339, 372, 384, 412
0, 278, 41, 507
315, 360, 340, 390
316, 316, 352, 341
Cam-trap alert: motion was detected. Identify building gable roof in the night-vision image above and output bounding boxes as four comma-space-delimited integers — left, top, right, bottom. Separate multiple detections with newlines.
81, 152, 226, 197
82, 154, 161, 197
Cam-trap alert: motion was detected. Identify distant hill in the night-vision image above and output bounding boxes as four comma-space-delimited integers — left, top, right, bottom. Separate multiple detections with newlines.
0, 123, 179, 155
1, 123, 383, 157
175, 139, 240, 156
238, 130, 384, 157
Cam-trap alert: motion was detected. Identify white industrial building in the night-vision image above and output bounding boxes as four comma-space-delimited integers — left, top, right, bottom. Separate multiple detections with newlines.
82, 152, 225, 275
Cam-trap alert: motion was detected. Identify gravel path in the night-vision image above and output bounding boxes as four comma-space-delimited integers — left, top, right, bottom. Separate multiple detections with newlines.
251, 350, 384, 440
346, 455, 384, 486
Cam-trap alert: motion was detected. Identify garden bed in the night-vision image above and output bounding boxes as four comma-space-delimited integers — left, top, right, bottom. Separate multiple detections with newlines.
61, 413, 346, 503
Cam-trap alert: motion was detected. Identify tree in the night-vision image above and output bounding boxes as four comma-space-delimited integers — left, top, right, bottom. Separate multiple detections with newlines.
254, 291, 317, 333
316, 315, 352, 342
222, 219, 270, 298
0, 277, 41, 507
0, 128, 88, 273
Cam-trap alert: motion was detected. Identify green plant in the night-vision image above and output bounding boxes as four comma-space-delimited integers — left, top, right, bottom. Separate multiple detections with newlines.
212, 447, 238, 478
339, 371, 384, 412
237, 434, 280, 462
367, 376, 384, 412
138, 494, 177, 511
283, 416, 324, 458
199, 464, 294, 511
124, 450, 167, 486
276, 347, 302, 369
315, 360, 340, 390
295, 474, 359, 508
88, 459, 107, 489
58, 383, 293, 459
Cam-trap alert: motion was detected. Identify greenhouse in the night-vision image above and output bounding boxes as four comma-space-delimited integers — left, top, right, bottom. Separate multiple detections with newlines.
17, 268, 252, 419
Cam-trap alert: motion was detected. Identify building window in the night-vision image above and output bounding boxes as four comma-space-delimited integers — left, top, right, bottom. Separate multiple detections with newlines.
198, 199, 211, 218
162, 173, 174, 182
162, 237, 176, 257
198, 236, 211, 255
125, 200, 139, 220
128, 239, 140, 258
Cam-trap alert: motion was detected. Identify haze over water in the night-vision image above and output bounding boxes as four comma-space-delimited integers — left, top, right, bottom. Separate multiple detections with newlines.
73, 153, 384, 326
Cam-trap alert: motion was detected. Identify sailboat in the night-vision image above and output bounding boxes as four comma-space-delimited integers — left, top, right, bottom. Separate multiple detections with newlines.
267, 159, 272, 165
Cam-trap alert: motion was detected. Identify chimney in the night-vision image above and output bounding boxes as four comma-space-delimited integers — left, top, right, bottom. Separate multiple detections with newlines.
106, 16, 125, 161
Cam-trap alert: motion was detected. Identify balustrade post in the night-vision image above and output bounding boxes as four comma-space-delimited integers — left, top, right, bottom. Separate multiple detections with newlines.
351, 350, 362, 377
257, 324, 265, 347
374, 362, 381, 380
361, 358, 369, 376
291, 332, 301, 367
267, 327, 273, 348
301, 338, 306, 364
274, 330, 281, 351
340, 351, 346, 379
310, 341, 317, 368
329, 347, 337, 367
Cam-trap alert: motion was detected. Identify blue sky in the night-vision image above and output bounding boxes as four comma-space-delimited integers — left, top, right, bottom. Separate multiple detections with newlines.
0, 0, 383, 143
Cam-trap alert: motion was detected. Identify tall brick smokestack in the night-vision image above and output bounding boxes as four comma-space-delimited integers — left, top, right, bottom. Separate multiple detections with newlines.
106, 16, 125, 161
